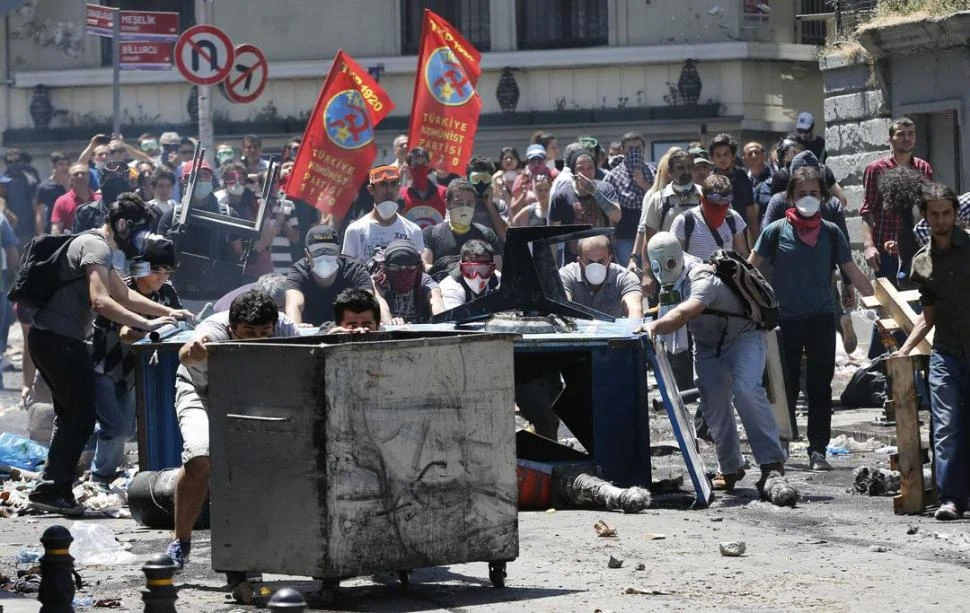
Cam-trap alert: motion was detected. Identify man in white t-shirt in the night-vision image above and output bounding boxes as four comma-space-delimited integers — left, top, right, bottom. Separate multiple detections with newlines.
342, 165, 424, 263
670, 174, 748, 261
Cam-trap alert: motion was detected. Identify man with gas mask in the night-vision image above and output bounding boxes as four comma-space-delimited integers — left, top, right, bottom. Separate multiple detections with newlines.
422, 179, 501, 280
632, 148, 699, 297
466, 156, 510, 243
398, 146, 446, 229
640, 231, 787, 494
439, 239, 501, 310
283, 224, 389, 326
370, 239, 444, 323
342, 165, 424, 262
559, 235, 642, 319
26, 193, 192, 515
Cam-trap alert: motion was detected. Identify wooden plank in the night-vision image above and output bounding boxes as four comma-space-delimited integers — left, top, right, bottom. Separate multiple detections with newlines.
874, 278, 933, 354
898, 289, 921, 303
764, 328, 793, 441
888, 355, 926, 515
861, 295, 882, 309
877, 318, 901, 333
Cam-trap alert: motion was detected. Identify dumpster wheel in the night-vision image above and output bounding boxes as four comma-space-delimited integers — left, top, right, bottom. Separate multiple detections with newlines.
314, 577, 340, 604
488, 562, 507, 588
397, 570, 412, 591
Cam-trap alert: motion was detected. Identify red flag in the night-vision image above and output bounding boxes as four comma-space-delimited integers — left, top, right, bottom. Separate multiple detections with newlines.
286, 50, 394, 221
407, 9, 482, 175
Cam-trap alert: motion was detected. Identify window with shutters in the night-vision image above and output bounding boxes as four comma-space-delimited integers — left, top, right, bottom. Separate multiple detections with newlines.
516, 0, 608, 50
401, 0, 491, 54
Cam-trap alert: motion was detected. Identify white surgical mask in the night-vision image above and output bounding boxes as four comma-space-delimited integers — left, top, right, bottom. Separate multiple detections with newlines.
451, 205, 474, 226
795, 195, 820, 217
227, 183, 244, 196
464, 274, 489, 295
504, 170, 518, 184
312, 255, 339, 279
375, 200, 398, 220
583, 262, 608, 285
194, 181, 213, 199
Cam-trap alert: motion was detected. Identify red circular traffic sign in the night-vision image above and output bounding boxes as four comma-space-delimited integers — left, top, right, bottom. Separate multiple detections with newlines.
223, 43, 268, 104
174, 24, 234, 86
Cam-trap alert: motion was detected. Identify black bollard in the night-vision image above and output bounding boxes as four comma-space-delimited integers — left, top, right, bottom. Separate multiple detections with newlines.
39, 524, 75, 613
268, 587, 307, 611
142, 553, 178, 613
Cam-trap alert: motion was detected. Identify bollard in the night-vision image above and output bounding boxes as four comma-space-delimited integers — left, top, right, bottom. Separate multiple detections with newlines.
142, 553, 178, 613
39, 525, 75, 613
267, 587, 307, 611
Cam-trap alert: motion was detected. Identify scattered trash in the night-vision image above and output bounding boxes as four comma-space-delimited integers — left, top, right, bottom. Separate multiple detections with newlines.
545, 508, 556, 514
650, 474, 684, 494
594, 519, 617, 537
72, 480, 130, 519
15, 548, 42, 565
73, 596, 95, 607
607, 555, 624, 569
645, 533, 666, 540
760, 473, 799, 507
852, 466, 901, 496
69, 522, 138, 566
709, 517, 724, 522
635, 562, 646, 571
94, 599, 122, 608
624, 586, 670, 595
875, 446, 898, 455
906, 526, 919, 535
869, 545, 890, 553
719, 541, 746, 557
557, 466, 651, 513
827, 435, 882, 455
0, 432, 48, 472
12, 573, 41, 593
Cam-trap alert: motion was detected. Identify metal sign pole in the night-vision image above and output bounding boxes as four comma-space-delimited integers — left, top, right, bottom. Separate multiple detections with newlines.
196, 0, 214, 164
112, 9, 121, 136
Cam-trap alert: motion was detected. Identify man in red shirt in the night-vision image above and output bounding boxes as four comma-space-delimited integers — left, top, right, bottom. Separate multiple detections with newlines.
398, 147, 446, 229
51, 163, 100, 234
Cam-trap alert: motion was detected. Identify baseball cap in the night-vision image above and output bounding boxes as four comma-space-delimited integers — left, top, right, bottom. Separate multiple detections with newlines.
181, 159, 213, 179
0, 174, 11, 184
526, 144, 547, 160
159, 131, 181, 145
690, 148, 713, 167
305, 224, 341, 257
796, 111, 815, 132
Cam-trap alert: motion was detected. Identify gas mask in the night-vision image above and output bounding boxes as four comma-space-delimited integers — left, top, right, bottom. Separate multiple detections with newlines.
583, 261, 608, 285
647, 232, 685, 305
311, 255, 339, 279
375, 200, 399, 220
115, 217, 167, 259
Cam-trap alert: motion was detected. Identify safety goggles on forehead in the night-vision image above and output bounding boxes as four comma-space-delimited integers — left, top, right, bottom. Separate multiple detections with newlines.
579, 137, 599, 149
369, 165, 400, 184
705, 192, 733, 205
468, 172, 492, 186
460, 261, 495, 278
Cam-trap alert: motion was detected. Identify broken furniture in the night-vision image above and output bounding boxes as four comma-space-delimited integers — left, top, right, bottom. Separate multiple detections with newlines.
206, 331, 517, 595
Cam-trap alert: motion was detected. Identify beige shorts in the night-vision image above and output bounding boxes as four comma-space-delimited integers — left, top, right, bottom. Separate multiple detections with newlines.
174, 384, 209, 464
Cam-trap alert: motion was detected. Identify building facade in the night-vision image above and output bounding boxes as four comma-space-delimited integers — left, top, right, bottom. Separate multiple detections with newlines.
0, 0, 824, 167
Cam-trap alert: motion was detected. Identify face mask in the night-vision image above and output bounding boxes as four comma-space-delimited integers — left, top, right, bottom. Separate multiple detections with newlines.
647, 232, 685, 287
450, 205, 475, 227
583, 262, 608, 285
194, 181, 213, 199
386, 265, 420, 293
624, 146, 644, 168
701, 198, 730, 229
795, 195, 821, 217
227, 182, 244, 196
311, 255, 339, 279
464, 274, 489, 295
471, 181, 490, 198
375, 200, 399, 220
411, 164, 430, 190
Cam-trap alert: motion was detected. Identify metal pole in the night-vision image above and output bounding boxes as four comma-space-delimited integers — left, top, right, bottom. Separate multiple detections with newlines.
112, 8, 121, 136
196, 0, 214, 164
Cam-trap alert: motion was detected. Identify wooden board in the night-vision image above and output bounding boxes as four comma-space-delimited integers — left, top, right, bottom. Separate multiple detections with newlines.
874, 278, 933, 354
644, 337, 713, 508
887, 355, 926, 515
764, 328, 794, 441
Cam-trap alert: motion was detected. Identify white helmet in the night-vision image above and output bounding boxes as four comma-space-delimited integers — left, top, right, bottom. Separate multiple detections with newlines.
647, 232, 685, 286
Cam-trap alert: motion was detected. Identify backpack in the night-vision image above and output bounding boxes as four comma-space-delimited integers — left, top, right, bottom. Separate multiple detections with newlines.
683, 209, 737, 254
6, 232, 90, 310
703, 249, 780, 332
658, 191, 696, 230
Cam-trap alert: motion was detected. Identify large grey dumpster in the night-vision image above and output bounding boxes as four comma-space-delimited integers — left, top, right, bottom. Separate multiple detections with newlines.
206, 331, 518, 587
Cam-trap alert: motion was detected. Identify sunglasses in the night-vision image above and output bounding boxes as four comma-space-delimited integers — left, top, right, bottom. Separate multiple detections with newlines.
460, 261, 494, 278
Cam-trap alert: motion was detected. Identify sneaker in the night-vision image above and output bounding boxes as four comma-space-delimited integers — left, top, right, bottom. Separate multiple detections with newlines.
810, 451, 832, 471
935, 501, 963, 521
166, 539, 191, 571
27, 492, 85, 517
711, 468, 746, 491
840, 314, 858, 354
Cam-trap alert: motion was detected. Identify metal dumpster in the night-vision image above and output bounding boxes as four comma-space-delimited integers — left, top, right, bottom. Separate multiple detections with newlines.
205, 331, 519, 585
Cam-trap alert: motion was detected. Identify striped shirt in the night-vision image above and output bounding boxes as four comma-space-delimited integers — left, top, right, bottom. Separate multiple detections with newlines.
670, 207, 746, 261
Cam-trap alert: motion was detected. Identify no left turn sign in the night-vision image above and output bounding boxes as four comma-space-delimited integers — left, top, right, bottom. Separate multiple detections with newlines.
174, 24, 234, 86
224, 43, 269, 104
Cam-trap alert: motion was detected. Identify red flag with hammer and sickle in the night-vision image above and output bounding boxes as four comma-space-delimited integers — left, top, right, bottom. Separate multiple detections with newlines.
407, 9, 482, 175
286, 50, 394, 221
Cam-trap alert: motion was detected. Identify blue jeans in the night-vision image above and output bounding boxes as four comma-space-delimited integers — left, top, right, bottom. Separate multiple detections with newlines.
90, 374, 135, 481
613, 238, 635, 267
928, 351, 970, 508
694, 330, 786, 474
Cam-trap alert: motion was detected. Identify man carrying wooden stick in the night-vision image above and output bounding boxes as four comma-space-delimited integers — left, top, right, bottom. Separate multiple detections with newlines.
897, 183, 970, 521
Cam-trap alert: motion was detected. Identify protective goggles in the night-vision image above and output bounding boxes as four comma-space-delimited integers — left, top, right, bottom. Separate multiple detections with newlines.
704, 192, 733, 205
460, 261, 495, 278
369, 165, 400, 184
579, 137, 599, 150
468, 171, 492, 186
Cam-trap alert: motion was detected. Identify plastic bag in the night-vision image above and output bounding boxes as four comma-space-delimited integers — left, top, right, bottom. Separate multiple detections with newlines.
68, 522, 137, 566
0, 432, 48, 471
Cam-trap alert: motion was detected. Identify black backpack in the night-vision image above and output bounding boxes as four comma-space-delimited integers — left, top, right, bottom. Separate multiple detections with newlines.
703, 249, 780, 331
6, 232, 89, 310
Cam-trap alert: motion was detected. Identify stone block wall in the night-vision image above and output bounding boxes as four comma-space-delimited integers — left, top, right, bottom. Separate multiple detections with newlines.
818, 51, 890, 252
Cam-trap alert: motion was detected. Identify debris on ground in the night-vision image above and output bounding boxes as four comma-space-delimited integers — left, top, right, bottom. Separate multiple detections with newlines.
644, 533, 666, 540
852, 466, 901, 496
719, 541, 746, 557
869, 545, 890, 553
594, 519, 617, 537
907, 526, 919, 535
556, 465, 651, 513
650, 474, 684, 494
760, 473, 799, 507
69, 522, 138, 566
827, 435, 882, 455
607, 555, 624, 569
72, 479, 130, 519
634, 562, 646, 571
